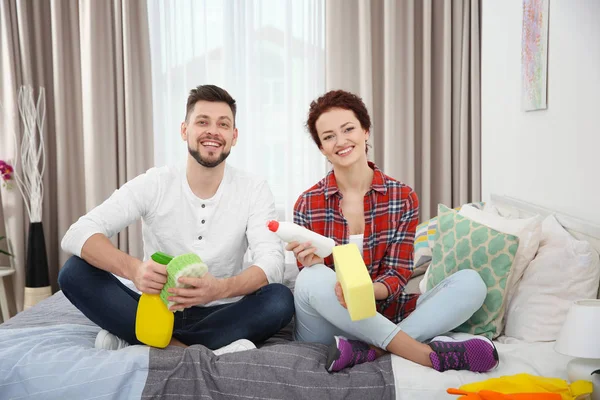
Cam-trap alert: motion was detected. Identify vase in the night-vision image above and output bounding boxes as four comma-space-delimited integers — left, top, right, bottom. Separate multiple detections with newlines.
23, 221, 51, 309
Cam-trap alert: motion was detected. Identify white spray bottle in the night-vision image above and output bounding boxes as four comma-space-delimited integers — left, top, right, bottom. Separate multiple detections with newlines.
267, 220, 336, 258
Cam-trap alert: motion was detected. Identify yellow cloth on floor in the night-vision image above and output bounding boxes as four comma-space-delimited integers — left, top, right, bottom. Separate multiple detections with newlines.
447, 388, 561, 399
455, 374, 593, 400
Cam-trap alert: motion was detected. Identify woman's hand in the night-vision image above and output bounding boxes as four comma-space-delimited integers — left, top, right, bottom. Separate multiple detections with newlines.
286, 241, 324, 267
336, 282, 387, 309
334, 282, 347, 309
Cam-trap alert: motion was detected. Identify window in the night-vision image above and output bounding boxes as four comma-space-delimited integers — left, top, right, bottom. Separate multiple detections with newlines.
147, 0, 327, 227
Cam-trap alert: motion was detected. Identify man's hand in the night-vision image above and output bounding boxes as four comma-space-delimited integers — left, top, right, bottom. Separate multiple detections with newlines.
286, 241, 324, 267
167, 273, 226, 311
133, 259, 168, 294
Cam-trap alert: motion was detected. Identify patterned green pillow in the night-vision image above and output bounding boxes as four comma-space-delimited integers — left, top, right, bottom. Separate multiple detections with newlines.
414, 202, 485, 269
425, 204, 519, 339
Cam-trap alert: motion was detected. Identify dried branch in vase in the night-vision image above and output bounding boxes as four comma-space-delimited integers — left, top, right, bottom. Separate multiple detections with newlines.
13, 86, 46, 223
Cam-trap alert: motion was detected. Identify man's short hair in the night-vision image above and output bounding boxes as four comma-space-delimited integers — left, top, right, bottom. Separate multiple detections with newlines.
185, 85, 237, 125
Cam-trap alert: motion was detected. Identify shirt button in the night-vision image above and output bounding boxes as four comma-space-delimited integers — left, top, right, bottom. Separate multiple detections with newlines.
201, 204, 206, 208
198, 236, 202, 240
201, 220, 205, 224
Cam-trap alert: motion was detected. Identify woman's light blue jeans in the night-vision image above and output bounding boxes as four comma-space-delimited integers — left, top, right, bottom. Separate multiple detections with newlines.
293, 264, 487, 349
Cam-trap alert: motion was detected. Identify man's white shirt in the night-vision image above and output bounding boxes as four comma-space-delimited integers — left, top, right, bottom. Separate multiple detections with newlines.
61, 163, 285, 306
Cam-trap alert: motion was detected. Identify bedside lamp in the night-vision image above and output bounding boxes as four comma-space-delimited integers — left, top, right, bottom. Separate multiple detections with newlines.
554, 299, 600, 400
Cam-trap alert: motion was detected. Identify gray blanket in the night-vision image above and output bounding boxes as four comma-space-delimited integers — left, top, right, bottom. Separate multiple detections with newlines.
1, 292, 396, 399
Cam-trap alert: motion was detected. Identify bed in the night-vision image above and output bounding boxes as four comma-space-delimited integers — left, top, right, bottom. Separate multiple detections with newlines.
390, 194, 600, 399
1, 194, 598, 400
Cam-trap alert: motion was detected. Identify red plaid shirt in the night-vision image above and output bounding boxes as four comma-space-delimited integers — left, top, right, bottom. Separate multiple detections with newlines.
293, 162, 420, 324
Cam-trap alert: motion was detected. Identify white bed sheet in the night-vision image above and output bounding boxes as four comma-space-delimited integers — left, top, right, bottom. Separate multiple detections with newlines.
391, 336, 573, 400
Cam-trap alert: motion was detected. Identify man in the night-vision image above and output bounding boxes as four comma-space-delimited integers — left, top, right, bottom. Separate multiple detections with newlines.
59, 85, 294, 352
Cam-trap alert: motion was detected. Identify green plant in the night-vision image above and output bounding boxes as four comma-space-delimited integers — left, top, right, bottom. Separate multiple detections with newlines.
0, 236, 12, 257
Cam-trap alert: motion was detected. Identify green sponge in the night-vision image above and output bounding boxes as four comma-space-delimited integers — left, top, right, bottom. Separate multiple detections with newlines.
154, 253, 209, 308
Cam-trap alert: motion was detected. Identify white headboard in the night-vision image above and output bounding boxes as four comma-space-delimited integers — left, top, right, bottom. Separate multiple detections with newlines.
490, 194, 600, 263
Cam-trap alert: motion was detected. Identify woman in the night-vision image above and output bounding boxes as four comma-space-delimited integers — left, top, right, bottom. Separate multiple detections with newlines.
288, 90, 498, 373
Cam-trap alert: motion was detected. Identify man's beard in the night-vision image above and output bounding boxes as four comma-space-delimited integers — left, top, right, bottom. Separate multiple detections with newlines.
188, 143, 230, 168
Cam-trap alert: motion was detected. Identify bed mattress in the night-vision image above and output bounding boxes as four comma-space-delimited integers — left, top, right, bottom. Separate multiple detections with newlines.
0, 291, 395, 399
391, 336, 573, 399
0, 283, 573, 399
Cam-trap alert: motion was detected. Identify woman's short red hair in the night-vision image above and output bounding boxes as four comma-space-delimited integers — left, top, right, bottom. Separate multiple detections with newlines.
306, 90, 371, 148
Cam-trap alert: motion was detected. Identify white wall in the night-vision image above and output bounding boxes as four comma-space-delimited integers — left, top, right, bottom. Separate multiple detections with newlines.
482, 0, 600, 224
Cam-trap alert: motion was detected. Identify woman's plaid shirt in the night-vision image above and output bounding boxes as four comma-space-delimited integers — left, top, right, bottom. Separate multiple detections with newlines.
293, 162, 421, 324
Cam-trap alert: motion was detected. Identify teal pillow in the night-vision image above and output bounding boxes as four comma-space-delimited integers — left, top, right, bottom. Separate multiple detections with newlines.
414, 202, 485, 269
426, 204, 519, 339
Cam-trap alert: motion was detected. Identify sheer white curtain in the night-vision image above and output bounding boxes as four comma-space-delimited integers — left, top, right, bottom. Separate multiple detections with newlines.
147, 0, 327, 228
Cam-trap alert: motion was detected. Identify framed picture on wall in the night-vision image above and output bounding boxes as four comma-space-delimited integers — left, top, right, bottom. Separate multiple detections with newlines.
521, 0, 549, 111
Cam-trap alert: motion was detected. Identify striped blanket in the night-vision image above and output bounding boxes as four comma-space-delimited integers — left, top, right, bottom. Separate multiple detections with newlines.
0, 291, 395, 399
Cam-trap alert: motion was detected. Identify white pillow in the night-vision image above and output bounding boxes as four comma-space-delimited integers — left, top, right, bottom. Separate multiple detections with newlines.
419, 265, 430, 294
504, 215, 600, 342
483, 203, 521, 219
458, 204, 542, 304
418, 204, 542, 298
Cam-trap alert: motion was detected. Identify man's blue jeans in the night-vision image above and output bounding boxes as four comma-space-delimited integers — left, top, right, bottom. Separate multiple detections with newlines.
58, 256, 295, 349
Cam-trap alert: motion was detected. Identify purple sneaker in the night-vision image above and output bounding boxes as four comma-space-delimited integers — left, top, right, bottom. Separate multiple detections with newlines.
428, 334, 499, 372
325, 336, 377, 372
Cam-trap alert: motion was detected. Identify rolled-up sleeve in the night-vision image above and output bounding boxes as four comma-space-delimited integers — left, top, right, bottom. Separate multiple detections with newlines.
374, 189, 419, 304
246, 181, 285, 284
61, 170, 157, 257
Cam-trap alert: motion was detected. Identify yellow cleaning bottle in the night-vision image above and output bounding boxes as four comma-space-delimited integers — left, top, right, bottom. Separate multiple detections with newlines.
135, 252, 175, 348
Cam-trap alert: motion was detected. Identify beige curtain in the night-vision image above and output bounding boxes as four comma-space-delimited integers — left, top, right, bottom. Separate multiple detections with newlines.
0, 0, 153, 316
326, 0, 481, 220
